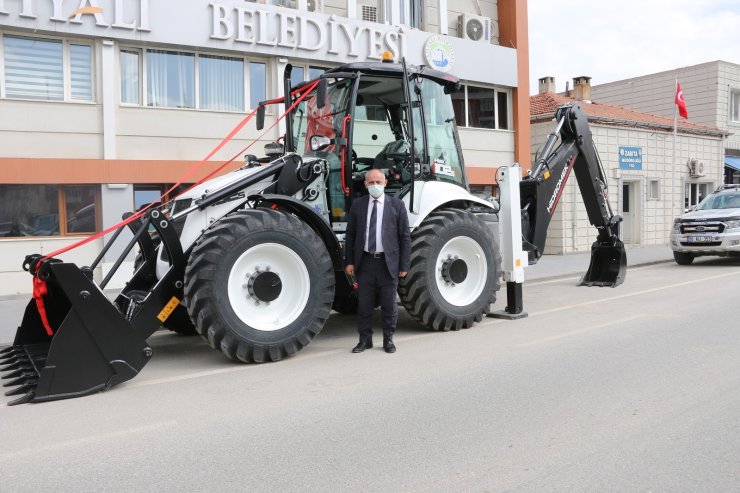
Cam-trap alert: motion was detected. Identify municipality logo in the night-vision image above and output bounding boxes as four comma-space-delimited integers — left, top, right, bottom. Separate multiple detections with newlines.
424, 35, 455, 73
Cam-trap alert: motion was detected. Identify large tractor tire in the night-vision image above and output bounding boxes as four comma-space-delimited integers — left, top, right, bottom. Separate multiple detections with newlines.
398, 209, 501, 331
184, 209, 334, 362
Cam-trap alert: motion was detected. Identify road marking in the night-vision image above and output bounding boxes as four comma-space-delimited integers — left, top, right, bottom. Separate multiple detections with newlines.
0, 421, 178, 460
478, 269, 740, 328
515, 313, 646, 348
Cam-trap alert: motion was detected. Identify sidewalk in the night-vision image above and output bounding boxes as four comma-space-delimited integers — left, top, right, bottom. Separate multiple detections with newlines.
525, 243, 674, 281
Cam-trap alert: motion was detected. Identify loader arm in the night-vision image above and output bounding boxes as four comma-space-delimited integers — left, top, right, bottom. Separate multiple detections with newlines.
520, 103, 626, 286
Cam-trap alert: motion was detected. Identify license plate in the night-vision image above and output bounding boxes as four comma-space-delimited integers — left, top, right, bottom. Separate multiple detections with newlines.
687, 236, 714, 243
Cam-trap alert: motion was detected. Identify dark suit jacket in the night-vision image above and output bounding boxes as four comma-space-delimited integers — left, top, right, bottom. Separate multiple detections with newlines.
344, 194, 411, 279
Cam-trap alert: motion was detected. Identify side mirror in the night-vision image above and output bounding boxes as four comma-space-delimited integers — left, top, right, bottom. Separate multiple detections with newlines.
317, 78, 327, 109
256, 105, 265, 131
310, 135, 333, 152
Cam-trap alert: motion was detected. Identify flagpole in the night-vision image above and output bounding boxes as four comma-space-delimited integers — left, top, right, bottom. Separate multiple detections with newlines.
673, 77, 678, 218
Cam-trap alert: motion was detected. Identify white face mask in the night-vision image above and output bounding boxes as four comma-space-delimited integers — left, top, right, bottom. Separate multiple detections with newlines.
367, 184, 385, 198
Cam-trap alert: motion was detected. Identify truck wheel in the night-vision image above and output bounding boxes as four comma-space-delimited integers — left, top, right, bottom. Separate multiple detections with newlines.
184, 209, 334, 362
673, 251, 695, 265
398, 209, 501, 331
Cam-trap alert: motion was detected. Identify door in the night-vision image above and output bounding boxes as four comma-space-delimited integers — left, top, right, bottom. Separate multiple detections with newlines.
621, 181, 639, 244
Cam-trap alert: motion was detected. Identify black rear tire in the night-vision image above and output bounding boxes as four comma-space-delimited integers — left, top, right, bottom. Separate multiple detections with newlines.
184, 209, 334, 362
398, 209, 501, 331
673, 251, 695, 265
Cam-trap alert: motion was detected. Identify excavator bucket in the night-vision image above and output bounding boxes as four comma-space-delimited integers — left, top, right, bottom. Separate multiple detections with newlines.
1, 260, 152, 405
579, 237, 627, 287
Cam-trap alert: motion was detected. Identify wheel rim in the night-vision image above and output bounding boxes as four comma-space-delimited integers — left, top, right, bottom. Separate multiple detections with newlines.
434, 236, 487, 306
228, 243, 310, 331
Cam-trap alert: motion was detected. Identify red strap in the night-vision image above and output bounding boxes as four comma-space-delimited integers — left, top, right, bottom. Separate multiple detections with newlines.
32, 277, 54, 336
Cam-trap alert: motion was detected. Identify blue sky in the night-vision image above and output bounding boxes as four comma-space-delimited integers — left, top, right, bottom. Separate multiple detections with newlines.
527, 0, 740, 93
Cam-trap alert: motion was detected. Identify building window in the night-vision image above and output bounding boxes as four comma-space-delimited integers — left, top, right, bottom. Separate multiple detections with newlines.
452, 85, 510, 130
146, 50, 195, 108
290, 66, 305, 88
200, 55, 244, 112
0, 185, 99, 237
3, 35, 93, 102
120, 50, 140, 104
70, 44, 92, 101
309, 66, 327, 80
648, 179, 660, 200
467, 86, 496, 129
685, 182, 713, 210
401, 0, 424, 29
124, 48, 266, 111
731, 88, 740, 123
249, 61, 266, 108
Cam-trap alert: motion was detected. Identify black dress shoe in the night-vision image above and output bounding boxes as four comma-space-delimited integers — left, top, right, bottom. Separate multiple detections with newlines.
352, 340, 373, 353
383, 340, 396, 353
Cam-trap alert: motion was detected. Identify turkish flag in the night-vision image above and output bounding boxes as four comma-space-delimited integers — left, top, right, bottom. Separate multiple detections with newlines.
675, 82, 688, 119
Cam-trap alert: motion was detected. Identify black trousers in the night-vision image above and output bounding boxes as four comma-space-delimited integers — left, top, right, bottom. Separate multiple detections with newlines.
356, 255, 397, 342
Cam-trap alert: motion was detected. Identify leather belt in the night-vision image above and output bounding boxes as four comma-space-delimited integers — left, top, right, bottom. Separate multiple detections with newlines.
363, 252, 385, 258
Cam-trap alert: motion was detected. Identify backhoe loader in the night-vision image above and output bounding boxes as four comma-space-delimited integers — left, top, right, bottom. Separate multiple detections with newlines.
1, 58, 626, 404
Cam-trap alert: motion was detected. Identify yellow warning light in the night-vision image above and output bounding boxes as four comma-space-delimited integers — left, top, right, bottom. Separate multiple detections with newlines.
516, 259, 521, 267
381, 51, 395, 63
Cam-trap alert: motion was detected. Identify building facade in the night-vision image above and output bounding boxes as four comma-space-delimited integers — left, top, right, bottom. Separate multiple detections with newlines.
532, 78, 726, 254
0, 0, 529, 295
590, 61, 740, 186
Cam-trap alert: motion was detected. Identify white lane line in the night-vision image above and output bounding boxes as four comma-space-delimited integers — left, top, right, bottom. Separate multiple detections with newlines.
477, 269, 740, 328
515, 314, 646, 348
0, 421, 178, 460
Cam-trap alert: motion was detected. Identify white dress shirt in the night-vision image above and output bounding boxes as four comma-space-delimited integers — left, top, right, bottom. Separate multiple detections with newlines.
364, 194, 385, 253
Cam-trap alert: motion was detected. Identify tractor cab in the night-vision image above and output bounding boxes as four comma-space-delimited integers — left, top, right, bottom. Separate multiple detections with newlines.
282, 61, 467, 223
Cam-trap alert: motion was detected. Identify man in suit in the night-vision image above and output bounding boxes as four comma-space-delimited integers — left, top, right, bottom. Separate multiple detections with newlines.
344, 169, 411, 353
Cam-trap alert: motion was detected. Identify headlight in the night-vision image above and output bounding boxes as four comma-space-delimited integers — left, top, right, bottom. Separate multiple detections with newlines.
672, 219, 681, 232
725, 219, 740, 229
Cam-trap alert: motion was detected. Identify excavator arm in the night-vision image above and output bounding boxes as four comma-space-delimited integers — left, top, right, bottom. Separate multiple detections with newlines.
520, 103, 626, 287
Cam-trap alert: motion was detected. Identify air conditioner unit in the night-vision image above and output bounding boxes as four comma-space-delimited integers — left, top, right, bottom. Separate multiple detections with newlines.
688, 158, 706, 177
458, 14, 491, 43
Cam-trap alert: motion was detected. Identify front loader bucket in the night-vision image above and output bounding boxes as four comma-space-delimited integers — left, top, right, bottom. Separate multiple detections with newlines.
578, 238, 627, 287
1, 262, 152, 405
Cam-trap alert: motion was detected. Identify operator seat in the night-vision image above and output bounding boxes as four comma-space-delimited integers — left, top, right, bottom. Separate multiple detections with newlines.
374, 139, 410, 169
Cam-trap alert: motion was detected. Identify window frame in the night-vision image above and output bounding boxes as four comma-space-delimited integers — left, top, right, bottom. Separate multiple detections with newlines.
120, 45, 270, 112
0, 184, 101, 238
730, 87, 740, 123
1, 33, 95, 103
648, 179, 660, 201
453, 84, 512, 131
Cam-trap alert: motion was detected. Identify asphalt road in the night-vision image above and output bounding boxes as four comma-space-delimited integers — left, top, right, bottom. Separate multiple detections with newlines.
2, 258, 740, 491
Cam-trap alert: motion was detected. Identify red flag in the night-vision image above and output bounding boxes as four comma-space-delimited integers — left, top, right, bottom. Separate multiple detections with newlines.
675, 82, 688, 119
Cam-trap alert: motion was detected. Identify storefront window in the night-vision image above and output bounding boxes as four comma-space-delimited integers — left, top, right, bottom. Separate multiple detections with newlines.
146, 50, 195, 108
200, 55, 244, 111
65, 186, 97, 233
0, 185, 99, 237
